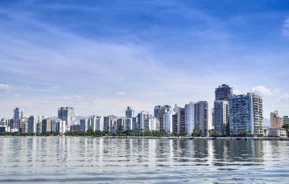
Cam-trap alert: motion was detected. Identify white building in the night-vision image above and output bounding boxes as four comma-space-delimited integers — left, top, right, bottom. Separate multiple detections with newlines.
268, 128, 287, 137
58, 120, 66, 135
144, 117, 159, 132
96, 117, 104, 131
185, 102, 195, 136
58, 107, 76, 132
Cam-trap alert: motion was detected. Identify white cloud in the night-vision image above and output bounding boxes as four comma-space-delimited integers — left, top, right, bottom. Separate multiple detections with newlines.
252, 86, 280, 96
282, 17, 289, 37
0, 84, 13, 91
116, 92, 127, 96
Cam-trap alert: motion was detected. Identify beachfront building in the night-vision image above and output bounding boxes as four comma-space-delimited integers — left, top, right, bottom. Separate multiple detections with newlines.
58, 107, 76, 132
185, 102, 195, 136
229, 93, 263, 135
214, 100, 229, 136
270, 111, 283, 128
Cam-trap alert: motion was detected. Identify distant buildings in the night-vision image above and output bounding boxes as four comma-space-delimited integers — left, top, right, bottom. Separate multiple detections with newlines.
58, 107, 76, 132
229, 93, 263, 135
283, 116, 289, 126
214, 100, 229, 136
13, 107, 23, 130
194, 101, 212, 137
185, 102, 195, 136
270, 111, 283, 128
0, 84, 273, 137
215, 84, 233, 101
125, 106, 134, 118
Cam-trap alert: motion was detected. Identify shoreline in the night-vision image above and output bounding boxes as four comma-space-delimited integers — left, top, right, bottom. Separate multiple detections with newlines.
1, 136, 289, 141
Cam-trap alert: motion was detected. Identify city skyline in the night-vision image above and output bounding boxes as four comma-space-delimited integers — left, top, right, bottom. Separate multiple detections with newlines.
1, 0, 289, 118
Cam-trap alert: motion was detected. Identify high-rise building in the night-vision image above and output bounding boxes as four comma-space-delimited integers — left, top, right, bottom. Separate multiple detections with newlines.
28, 116, 38, 133
144, 117, 159, 132
194, 101, 210, 137
42, 118, 52, 133
132, 116, 138, 132
80, 118, 89, 132
116, 118, 125, 132
154, 105, 171, 131
58, 107, 76, 132
125, 106, 134, 118
229, 93, 263, 135
137, 111, 150, 132
177, 107, 186, 134
283, 116, 289, 126
214, 100, 229, 135
215, 84, 233, 101
125, 118, 133, 131
103, 115, 117, 132
19, 117, 28, 133
270, 111, 283, 128
58, 120, 66, 135
163, 109, 173, 134
96, 117, 104, 131
185, 102, 195, 136
13, 107, 23, 130
154, 106, 162, 118
172, 114, 178, 133
51, 120, 58, 132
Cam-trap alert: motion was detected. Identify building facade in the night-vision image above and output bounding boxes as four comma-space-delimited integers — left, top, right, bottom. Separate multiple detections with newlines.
229, 93, 263, 135
214, 100, 229, 135
58, 107, 76, 132
194, 101, 210, 137
185, 102, 195, 136
125, 106, 134, 118
270, 111, 283, 128
13, 107, 23, 130
283, 116, 289, 126
215, 84, 233, 101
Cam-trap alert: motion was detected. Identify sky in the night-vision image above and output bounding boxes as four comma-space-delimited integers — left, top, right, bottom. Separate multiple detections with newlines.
0, 0, 289, 120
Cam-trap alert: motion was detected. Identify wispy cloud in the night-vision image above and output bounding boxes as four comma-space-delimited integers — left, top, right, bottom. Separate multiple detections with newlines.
282, 17, 289, 37
0, 84, 14, 91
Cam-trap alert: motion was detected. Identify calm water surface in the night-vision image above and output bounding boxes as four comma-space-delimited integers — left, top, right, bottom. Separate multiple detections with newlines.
0, 137, 289, 183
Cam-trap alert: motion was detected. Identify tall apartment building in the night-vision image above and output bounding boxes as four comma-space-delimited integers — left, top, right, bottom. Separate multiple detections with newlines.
132, 116, 138, 132
194, 101, 211, 137
163, 110, 173, 134
103, 115, 117, 132
144, 117, 159, 132
283, 116, 289, 126
116, 118, 125, 132
214, 100, 229, 135
229, 93, 263, 135
28, 116, 38, 133
137, 111, 150, 132
80, 118, 89, 132
125, 118, 133, 131
215, 84, 233, 101
270, 111, 283, 128
58, 107, 75, 132
154, 105, 171, 131
177, 107, 186, 134
42, 118, 52, 133
19, 117, 28, 133
185, 102, 195, 135
125, 106, 134, 118
13, 107, 23, 130
172, 114, 178, 133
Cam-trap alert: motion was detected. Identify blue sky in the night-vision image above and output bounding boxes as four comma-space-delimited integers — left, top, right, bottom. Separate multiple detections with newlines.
0, 0, 289, 120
